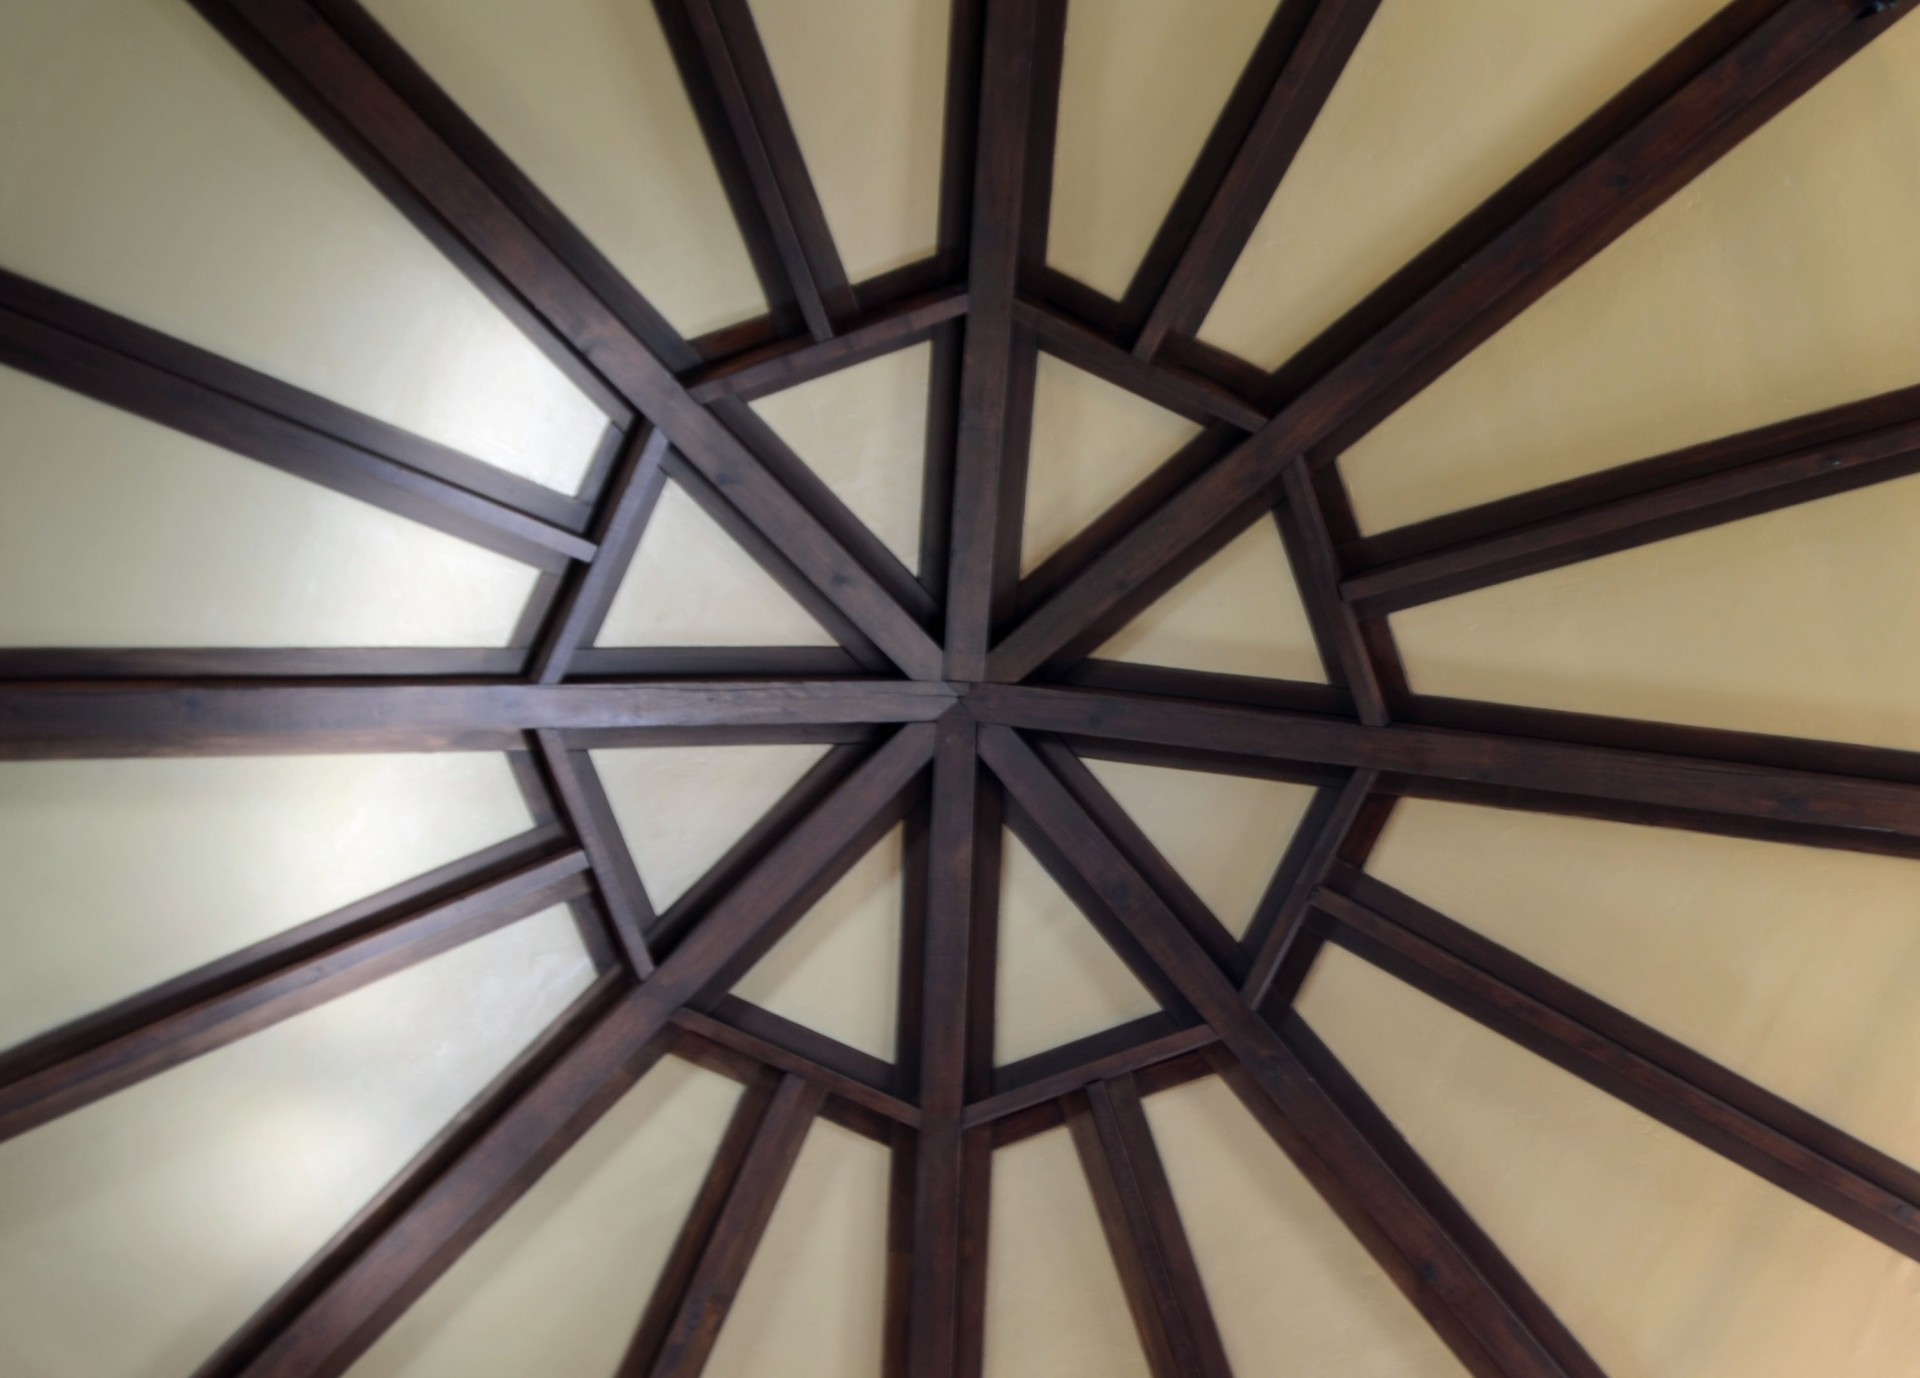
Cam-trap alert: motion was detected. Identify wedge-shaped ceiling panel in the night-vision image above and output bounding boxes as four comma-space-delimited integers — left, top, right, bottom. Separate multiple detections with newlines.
996, 832, 1163, 1066
1049, 0, 1276, 301
594, 479, 840, 648
732, 824, 903, 1062
0, 368, 540, 647
1093, 517, 1324, 683
1299, 948, 1920, 1378
1084, 759, 1317, 940
749, 342, 931, 574
703, 1118, 891, 1378
0, 907, 596, 1378
365, 0, 768, 342
1023, 354, 1204, 577
1199, 0, 1728, 372
1367, 799, 1920, 1170
349, 1056, 744, 1378
592, 742, 833, 913
0, 0, 607, 492
1342, 12, 1920, 533
1391, 472, 1920, 751
0, 752, 533, 1051
1142, 1075, 1470, 1378
749, 0, 947, 283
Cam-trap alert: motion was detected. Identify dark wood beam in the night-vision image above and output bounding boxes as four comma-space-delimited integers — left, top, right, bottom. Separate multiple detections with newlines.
975, 724, 1591, 1377
988, 0, 1918, 680
1317, 870, 1920, 1266
531, 732, 658, 976
1279, 460, 1390, 723
1067, 1075, 1234, 1378
671, 996, 916, 1129
1012, 298, 1268, 430
966, 1015, 1219, 1131
684, 286, 968, 404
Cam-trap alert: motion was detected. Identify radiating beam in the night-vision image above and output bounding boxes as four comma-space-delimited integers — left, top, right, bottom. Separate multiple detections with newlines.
1241, 768, 1383, 1003
685, 286, 969, 404
672, 995, 916, 1128
531, 732, 658, 976
966, 1014, 1219, 1131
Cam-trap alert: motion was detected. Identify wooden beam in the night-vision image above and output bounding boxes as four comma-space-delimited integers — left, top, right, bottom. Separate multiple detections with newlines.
967, 1015, 1219, 1130
685, 286, 969, 404
1318, 871, 1920, 1266
1012, 298, 1268, 430
671, 997, 916, 1129
1279, 460, 1390, 723
1067, 1075, 1234, 1378
988, 0, 1918, 679
531, 732, 658, 976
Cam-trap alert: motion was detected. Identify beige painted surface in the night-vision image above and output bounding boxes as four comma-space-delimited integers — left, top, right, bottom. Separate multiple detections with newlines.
0, 367, 539, 647
595, 480, 838, 648
0, 752, 531, 1051
1049, 0, 1275, 301
1085, 760, 1316, 939
1095, 516, 1325, 682
996, 832, 1161, 1066
592, 742, 832, 911
734, 825, 903, 1061
984, 1124, 1151, 1378
350, 1056, 743, 1378
366, 0, 766, 341
750, 0, 947, 284
706, 1117, 891, 1378
1023, 354, 1202, 576
751, 342, 931, 573
1342, 11, 1920, 533
0, 908, 594, 1378
1300, 949, 1920, 1378
1369, 799, 1920, 1171
1200, 0, 1729, 371
0, 0, 607, 493
1143, 1076, 1469, 1378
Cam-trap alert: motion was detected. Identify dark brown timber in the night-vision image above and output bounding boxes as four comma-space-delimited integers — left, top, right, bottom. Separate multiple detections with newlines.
532, 732, 658, 976
685, 286, 970, 404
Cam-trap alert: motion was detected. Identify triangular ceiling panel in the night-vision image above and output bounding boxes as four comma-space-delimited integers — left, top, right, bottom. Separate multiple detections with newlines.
364, 0, 767, 341
731, 824, 903, 1062
996, 831, 1164, 1067
1199, 0, 1729, 373
1082, 759, 1317, 940
0, 751, 533, 1051
0, 369, 539, 648
1048, 0, 1275, 300
593, 479, 841, 649
1092, 514, 1325, 683
1023, 353, 1204, 579
591, 742, 833, 913
748, 342, 931, 574
1142, 1075, 1471, 1378
0, 907, 595, 1378
701, 1118, 891, 1378
748, 0, 947, 283
1299, 948, 1920, 1378
0, 0, 607, 492
348, 1057, 745, 1378
1340, 13, 1920, 535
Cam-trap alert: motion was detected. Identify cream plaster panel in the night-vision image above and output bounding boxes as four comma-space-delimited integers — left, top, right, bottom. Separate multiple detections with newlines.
1085, 760, 1316, 939
1391, 473, 1920, 751
0, 908, 595, 1378
1299, 949, 1920, 1378
750, 0, 947, 283
1095, 516, 1325, 682
1368, 799, 1920, 1170
1023, 354, 1202, 576
1342, 12, 1920, 533
750, 342, 931, 572
706, 1118, 890, 1378
1049, 0, 1275, 300
984, 1124, 1152, 1378
1199, 0, 1729, 371
996, 833, 1161, 1066
350, 1057, 743, 1378
595, 480, 838, 647
0, 368, 539, 646
366, 0, 767, 340
0, 752, 531, 1051
0, 0, 606, 493
592, 743, 832, 912
734, 825, 902, 1061
1143, 1076, 1468, 1378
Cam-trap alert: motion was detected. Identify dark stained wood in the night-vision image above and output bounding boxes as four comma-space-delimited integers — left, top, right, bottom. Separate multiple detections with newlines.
532, 732, 658, 976
566, 647, 870, 678
1240, 769, 1383, 1004
1013, 298, 1268, 430
0, 649, 528, 680
686, 286, 968, 404
1067, 1075, 1234, 1378
1318, 872, 1920, 1265
1279, 459, 1390, 724
967, 1016, 1219, 1130
671, 999, 915, 1128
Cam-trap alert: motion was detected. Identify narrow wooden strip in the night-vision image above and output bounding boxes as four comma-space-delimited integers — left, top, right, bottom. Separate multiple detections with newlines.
968, 1014, 1217, 1130
1280, 459, 1389, 724
688, 287, 968, 404
0, 649, 527, 680
533, 732, 658, 977
1013, 298, 1267, 430
1241, 768, 1381, 1004
671, 1000, 916, 1128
